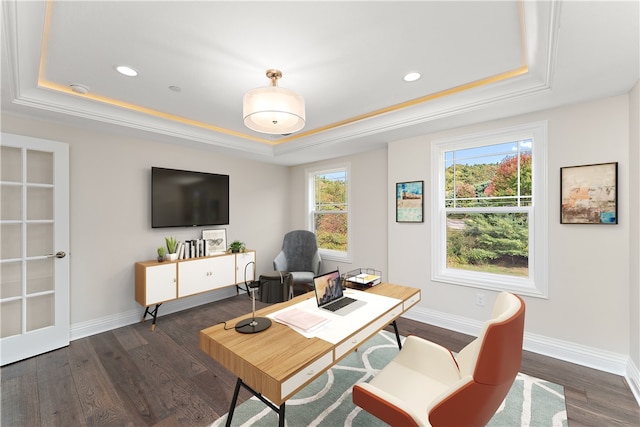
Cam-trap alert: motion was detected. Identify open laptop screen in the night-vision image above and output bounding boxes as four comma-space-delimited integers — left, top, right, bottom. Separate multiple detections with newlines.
313, 270, 343, 307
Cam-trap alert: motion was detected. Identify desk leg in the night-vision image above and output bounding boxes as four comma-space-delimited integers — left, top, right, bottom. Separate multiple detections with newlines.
391, 320, 402, 350
226, 377, 286, 426
279, 403, 286, 427
225, 378, 243, 427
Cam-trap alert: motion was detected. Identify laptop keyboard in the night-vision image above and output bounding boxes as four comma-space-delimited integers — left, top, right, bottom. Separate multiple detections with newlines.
323, 296, 356, 312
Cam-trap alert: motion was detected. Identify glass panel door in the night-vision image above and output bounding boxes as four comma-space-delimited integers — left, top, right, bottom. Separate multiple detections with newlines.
1, 134, 69, 365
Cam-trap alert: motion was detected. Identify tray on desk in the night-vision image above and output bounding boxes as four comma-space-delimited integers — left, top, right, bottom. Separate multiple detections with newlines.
343, 268, 382, 288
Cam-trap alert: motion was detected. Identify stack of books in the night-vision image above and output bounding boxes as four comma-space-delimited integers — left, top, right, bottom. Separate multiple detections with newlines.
175, 239, 211, 260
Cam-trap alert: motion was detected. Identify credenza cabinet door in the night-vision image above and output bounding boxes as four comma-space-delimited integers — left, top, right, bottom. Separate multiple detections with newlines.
135, 250, 256, 312
236, 251, 256, 284
178, 255, 236, 298
136, 262, 177, 306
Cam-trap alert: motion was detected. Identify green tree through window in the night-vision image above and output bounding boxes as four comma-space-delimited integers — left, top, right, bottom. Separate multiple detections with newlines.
444, 140, 532, 277
432, 122, 548, 297
311, 169, 348, 253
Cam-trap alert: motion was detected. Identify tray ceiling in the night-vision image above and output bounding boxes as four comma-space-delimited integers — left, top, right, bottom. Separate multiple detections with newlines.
2, 1, 638, 165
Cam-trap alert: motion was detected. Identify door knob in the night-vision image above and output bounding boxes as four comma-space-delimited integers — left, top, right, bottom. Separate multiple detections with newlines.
46, 251, 66, 259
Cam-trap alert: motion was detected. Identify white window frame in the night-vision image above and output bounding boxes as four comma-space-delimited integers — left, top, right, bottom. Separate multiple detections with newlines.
306, 163, 352, 262
431, 122, 548, 298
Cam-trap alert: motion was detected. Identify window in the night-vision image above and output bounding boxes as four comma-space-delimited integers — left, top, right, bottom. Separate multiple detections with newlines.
431, 122, 548, 297
307, 165, 350, 261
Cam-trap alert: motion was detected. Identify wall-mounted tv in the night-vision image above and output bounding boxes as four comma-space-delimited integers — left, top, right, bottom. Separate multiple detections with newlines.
151, 167, 230, 228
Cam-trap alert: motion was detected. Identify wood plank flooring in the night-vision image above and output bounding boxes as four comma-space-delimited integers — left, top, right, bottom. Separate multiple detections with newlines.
2, 294, 639, 426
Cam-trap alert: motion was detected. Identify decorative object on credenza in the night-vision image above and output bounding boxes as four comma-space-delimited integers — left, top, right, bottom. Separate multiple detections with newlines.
228, 240, 246, 253
560, 162, 618, 224
157, 246, 165, 262
203, 229, 227, 255
396, 180, 424, 223
165, 236, 179, 260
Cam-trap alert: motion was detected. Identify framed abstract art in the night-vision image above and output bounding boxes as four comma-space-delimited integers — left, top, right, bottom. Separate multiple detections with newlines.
560, 162, 617, 224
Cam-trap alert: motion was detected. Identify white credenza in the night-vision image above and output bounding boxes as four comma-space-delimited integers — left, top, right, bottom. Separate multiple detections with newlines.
135, 250, 255, 329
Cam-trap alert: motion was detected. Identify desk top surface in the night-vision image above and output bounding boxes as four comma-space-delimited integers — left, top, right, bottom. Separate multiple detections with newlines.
199, 283, 419, 383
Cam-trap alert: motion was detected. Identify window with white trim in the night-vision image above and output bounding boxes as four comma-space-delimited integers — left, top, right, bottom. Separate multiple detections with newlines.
431, 122, 548, 297
307, 165, 351, 261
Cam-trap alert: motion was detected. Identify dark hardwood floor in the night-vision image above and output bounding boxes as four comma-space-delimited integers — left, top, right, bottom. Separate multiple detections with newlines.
2, 294, 639, 426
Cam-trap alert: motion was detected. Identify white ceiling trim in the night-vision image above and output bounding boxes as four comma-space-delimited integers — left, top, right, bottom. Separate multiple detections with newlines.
3, 1, 547, 152
3, 0, 636, 167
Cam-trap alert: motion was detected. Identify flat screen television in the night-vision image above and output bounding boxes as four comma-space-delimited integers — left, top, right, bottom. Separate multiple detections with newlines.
151, 167, 229, 228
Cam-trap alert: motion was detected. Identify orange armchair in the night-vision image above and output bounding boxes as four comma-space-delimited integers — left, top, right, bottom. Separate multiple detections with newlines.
352, 292, 525, 427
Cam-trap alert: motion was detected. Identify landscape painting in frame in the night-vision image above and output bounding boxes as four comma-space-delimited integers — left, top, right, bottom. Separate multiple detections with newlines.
396, 181, 424, 223
560, 162, 618, 224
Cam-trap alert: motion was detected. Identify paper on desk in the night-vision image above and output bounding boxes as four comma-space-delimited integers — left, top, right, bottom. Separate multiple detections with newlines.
274, 307, 330, 332
267, 290, 402, 342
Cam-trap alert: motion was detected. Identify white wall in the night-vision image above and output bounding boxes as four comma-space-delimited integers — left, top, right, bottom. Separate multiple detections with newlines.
3, 90, 638, 385
1, 114, 290, 329
629, 80, 640, 390
388, 95, 631, 356
285, 95, 635, 370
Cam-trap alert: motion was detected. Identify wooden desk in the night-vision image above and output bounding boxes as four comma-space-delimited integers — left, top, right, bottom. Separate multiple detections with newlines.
199, 283, 420, 426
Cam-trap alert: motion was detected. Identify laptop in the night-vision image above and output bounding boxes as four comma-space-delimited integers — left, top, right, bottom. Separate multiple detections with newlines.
313, 270, 366, 315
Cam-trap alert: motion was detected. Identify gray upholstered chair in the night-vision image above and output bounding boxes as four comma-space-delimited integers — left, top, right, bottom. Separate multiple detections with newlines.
273, 230, 322, 295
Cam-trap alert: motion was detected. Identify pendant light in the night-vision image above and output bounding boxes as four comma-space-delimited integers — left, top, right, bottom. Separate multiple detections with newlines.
243, 69, 305, 134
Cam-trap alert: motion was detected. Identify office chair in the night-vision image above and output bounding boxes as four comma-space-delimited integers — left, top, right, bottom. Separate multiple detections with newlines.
273, 230, 321, 295
353, 292, 526, 427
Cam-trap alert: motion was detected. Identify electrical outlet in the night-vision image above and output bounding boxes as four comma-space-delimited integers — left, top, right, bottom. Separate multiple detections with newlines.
476, 293, 485, 306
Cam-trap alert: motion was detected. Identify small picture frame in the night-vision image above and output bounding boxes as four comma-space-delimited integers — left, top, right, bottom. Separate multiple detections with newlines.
202, 229, 227, 254
560, 162, 618, 224
396, 181, 424, 223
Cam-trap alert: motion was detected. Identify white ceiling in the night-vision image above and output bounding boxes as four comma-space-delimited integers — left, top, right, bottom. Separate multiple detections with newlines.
2, 1, 638, 166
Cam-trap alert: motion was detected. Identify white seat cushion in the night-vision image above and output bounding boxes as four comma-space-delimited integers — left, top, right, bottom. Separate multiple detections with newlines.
368, 359, 450, 422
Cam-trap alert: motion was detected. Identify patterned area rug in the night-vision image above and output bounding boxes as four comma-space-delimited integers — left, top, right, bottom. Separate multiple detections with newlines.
211, 331, 567, 427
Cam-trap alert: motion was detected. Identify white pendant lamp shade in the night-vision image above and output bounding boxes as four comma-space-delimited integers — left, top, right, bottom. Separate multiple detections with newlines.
243, 69, 305, 134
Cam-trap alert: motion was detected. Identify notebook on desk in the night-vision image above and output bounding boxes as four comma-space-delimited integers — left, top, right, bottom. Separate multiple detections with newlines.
313, 269, 366, 315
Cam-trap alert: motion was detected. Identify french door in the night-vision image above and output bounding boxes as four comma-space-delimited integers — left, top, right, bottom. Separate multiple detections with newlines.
1, 133, 70, 366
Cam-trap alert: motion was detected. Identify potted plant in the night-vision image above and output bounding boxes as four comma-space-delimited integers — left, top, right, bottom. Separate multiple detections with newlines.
227, 240, 246, 253
165, 236, 179, 261
157, 246, 165, 262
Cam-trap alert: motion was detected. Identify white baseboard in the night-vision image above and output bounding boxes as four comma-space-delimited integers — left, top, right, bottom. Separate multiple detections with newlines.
627, 359, 640, 404
70, 287, 240, 341
402, 305, 630, 377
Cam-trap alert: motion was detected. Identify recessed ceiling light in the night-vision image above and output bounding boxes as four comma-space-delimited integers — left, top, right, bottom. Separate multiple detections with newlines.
70, 84, 89, 94
403, 72, 421, 82
115, 65, 138, 77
